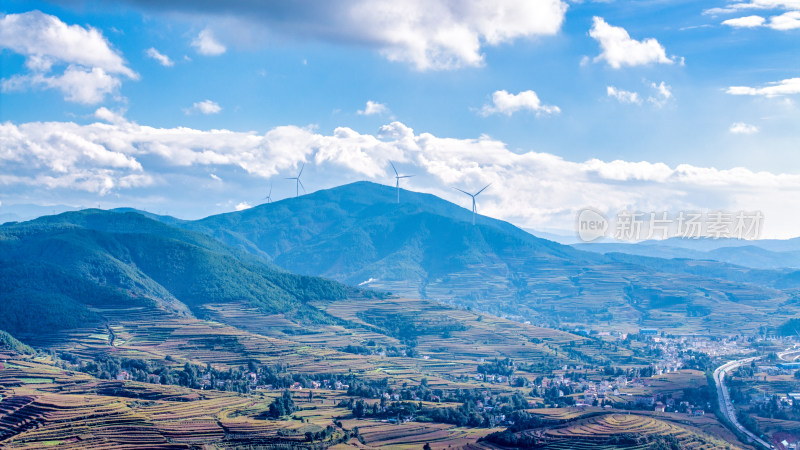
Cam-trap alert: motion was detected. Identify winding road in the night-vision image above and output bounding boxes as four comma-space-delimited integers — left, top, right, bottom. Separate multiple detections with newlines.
714, 357, 772, 449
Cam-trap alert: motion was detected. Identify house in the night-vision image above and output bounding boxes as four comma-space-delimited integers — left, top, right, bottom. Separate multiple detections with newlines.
635, 396, 655, 406
116, 371, 131, 381
654, 402, 666, 412
691, 409, 705, 416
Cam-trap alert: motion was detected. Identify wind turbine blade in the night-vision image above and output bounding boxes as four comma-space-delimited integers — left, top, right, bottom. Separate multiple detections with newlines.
285, 177, 295, 180
390, 161, 399, 176
298, 163, 304, 178
475, 183, 491, 196
399, 175, 413, 178
298, 180, 306, 193
453, 187, 471, 196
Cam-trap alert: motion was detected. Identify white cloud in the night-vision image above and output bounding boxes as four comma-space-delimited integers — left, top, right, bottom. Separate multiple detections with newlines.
730, 122, 760, 134
94, 107, 127, 125
4, 66, 123, 105
480, 90, 560, 116
191, 28, 226, 55
721, 11, 800, 29
769, 10, 800, 29
722, 15, 767, 27
353, 0, 568, 70
4, 112, 800, 237
607, 86, 641, 104
120, 0, 568, 71
711, 1, 800, 29
145, 47, 174, 66
0, 11, 137, 104
706, 0, 800, 14
606, 82, 672, 107
185, 100, 222, 115
589, 17, 675, 69
647, 81, 672, 107
727, 78, 800, 97
357, 100, 389, 116
235, 202, 252, 211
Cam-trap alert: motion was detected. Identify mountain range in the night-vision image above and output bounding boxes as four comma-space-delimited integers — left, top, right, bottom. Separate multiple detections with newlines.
157, 181, 800, 333
574, 238, 800, 270
3, 181, 799, 335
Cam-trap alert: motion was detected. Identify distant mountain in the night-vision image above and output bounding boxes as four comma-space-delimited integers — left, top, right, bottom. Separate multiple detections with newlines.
173, 182, 800, 333
0, 210, 352, 339
575, 241, 800, 270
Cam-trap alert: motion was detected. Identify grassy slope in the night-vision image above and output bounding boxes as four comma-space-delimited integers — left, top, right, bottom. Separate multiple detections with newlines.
0, 210, 352, 337
180, 182, 798, 333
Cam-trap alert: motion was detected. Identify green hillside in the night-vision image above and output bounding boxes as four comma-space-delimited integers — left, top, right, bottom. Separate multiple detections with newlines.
178, 182, 799, 333
0, 210, 352, 339
0, 329, 35, 354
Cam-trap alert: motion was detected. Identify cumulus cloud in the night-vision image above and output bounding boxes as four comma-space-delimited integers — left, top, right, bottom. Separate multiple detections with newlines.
3, 112, 800, 237
480, 90, 560, 116
647, 81, 672, 107
727, 78, 800, 97
722, 15, 767, 27
115, 0, 568, 71
184, 100, 222, 115
711, 1, 800, 29
145, 47, 174, 66
730, 122, 759, 134
607, 86, 641, 104
589, 17, 675, 69
191, 28, 226, 55
768, 10, 800, 28
706, 0, 800, 14
234, 201, 252, 211
0, 11, 137, 104
357, 100, 388, 116
606, 82, 672, 107
722, 12, 800, 29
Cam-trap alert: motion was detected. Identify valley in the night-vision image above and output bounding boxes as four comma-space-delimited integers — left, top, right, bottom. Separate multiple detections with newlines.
2, 184, 800, 448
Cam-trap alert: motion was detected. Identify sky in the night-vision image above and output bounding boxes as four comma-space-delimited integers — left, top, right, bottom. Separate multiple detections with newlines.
1, 0, 799, 238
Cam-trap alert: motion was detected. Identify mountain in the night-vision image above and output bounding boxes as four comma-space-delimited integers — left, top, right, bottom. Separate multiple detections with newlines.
574, 241, 800, 270
174, 182, 800, 333
0, 210, 353, 340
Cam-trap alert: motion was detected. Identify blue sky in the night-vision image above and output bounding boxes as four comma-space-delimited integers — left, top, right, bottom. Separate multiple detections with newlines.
1, 0, 799, 238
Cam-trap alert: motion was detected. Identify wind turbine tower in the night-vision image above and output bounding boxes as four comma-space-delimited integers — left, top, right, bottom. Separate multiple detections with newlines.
390, 161, 413, 204
286, 164, 305, 197
454, 184, 491, 225
264, 182, 273, 203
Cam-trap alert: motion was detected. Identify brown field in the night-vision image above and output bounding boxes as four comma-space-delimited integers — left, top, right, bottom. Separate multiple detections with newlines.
543, 413, 740, 449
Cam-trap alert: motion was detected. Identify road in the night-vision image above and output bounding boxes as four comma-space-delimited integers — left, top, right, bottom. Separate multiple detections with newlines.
714, 357, 772, 449
778, 347, 800, 362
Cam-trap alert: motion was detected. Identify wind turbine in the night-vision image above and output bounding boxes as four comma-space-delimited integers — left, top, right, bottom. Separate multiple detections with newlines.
454, 184, 491, 225
264, 182, 273, 203
286, 164, 305, 197
390, 161, 413, 204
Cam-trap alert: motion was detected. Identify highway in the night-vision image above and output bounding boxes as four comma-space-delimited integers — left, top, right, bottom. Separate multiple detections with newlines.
714, 357, 772, 449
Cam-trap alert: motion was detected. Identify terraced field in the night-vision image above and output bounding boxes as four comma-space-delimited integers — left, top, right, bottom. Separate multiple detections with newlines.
0, 351, 516, 449
335, 419, 499, 449
0, 352, 353, 448
543, 413, 740, 449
